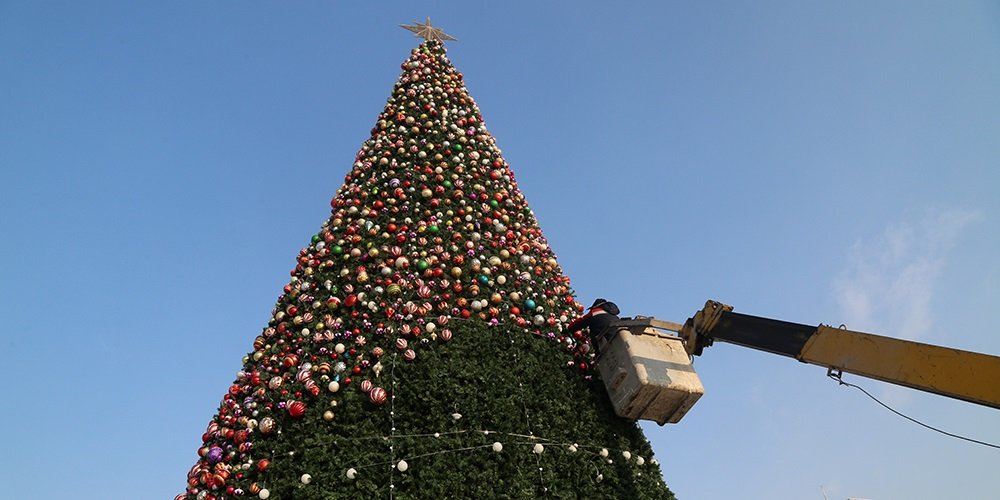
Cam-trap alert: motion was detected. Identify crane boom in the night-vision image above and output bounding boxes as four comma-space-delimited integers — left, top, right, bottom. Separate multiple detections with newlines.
680, 300, 1000, 410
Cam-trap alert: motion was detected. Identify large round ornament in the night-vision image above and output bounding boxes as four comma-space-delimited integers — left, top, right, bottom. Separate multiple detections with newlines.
268, 377, 283, 390
369, 387, 388, 406
259, 417, 276, 434
288, 401, 307, 418
206, 446, 224, 464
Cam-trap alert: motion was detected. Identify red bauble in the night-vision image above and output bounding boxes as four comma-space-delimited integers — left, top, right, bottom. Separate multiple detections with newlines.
257, 459, 270, 472
288, 401, 306, 418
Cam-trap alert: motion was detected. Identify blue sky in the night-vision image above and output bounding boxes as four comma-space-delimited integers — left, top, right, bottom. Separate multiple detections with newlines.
2, 2, 999, 499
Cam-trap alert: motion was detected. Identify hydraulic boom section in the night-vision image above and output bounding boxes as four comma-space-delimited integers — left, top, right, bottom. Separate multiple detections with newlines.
680, 300, 1000, 410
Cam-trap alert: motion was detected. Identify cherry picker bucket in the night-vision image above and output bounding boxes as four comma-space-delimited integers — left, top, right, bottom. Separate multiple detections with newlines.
595, 318, 704, 425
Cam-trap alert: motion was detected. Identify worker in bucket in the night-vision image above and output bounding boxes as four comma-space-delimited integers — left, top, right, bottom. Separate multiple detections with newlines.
567, 298, 621, 353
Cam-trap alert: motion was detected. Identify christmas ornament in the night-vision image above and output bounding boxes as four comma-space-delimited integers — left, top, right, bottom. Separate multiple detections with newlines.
259, 417, 276, 434
288, 401, 306, 418
369, 387, 388, 406
206, 447, 223, 464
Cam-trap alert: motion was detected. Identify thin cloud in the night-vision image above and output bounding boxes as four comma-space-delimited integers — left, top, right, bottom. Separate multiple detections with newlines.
832, 207, 979, 403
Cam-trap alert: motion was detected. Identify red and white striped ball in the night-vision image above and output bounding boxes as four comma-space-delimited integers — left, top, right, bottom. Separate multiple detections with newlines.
438, 315, 449, 325
395, 338, 408, 350
400, 324, 412, 336
369, 387, 388, 406
439, 329, 453, 342
417, 286, 432, 298
360, 380, 373, 393
403, 349, 416, 362
390, 246, 403, 257
404, 302, 419, 314
296, 370, 311, 383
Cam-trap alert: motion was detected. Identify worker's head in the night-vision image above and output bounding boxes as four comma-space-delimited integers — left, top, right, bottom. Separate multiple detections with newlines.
590, 298, 609, 310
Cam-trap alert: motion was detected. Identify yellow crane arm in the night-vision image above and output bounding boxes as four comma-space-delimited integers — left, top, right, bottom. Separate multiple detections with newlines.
681, 301, 1000, 410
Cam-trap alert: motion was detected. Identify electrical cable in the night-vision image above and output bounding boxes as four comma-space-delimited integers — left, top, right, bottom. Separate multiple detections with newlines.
828, 372, 1000, 450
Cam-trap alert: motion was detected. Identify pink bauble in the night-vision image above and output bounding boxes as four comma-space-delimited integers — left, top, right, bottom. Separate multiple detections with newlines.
395, 338, 408, 350
403, 349, 416, 362
360, 380, 373, 393
440, 329, 453, 342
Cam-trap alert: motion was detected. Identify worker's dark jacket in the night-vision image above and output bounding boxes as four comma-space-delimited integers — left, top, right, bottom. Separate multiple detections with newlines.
567, 307, 619, 344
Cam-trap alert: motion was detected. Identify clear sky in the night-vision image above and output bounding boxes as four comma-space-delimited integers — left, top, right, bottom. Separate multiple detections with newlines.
2, 2, 999, 499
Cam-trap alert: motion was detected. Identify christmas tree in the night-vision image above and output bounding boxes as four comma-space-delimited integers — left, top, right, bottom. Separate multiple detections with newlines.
183, 22, 676, 500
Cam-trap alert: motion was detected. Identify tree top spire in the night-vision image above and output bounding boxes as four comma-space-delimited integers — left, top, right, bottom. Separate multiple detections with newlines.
400, 17, 456, 42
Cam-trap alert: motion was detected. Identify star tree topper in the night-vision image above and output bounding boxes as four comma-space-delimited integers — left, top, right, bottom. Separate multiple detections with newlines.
400, 17, 457, 42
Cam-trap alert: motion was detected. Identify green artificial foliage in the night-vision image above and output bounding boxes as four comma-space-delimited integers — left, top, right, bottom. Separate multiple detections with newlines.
183, 39, 676, 500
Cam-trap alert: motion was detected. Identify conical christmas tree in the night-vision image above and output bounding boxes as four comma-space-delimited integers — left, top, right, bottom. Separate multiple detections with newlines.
183, 30, 676, 500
